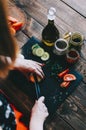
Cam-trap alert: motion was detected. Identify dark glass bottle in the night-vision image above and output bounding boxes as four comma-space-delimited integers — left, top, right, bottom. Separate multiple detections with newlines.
42, 7, 60, 47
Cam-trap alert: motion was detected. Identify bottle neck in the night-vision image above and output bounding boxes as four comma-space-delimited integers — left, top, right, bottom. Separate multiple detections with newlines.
48, 19, 54, 25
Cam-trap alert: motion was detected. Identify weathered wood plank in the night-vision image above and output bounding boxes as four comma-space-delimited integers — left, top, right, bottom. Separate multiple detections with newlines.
61, 0, 86, 17
44, 114, 74, 130
0, 80, 33, 116
15, 31, 29, 48
75, 58, 86, 83
23, 17, 44, 39
57, 82, 86, 130
57, 104, 86, 130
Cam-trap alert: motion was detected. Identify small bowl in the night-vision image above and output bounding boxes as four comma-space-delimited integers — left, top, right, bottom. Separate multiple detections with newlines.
53, 38, 69, 55
66, 49, 80, 64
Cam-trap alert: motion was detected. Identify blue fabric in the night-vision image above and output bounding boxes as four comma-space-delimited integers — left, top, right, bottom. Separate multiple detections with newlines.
9, 37, 83, 115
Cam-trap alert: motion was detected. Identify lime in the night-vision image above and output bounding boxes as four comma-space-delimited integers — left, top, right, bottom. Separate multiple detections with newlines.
35, 47, 44, 57
41, 52, 50, 61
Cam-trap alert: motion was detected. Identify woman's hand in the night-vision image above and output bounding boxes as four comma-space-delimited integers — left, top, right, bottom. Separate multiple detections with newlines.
29, 96, 49, 130
14, 54, 44, 78
0, 127, 2, 130
31, 96, 49, 121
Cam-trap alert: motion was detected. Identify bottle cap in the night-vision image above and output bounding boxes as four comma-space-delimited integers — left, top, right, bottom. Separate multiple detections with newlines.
47, 7, 56, 20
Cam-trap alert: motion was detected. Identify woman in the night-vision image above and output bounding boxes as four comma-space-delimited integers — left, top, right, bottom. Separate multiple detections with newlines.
0, 0, 49, 129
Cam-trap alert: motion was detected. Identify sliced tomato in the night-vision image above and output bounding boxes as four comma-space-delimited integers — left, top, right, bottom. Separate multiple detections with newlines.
58, 68, 69, 78
60, 81, 70, 88
63, 74, 76, 81
12, 22, 23, 31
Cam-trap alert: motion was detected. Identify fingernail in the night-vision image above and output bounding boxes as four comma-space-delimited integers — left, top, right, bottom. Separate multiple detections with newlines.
42, 64, 45, 67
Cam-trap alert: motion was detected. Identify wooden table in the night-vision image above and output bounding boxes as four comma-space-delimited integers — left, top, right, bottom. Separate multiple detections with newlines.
2, 0, 86, 130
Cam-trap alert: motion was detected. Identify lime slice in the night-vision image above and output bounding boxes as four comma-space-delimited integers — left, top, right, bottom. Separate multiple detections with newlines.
35, 48, 44, 57
32, 44, 40, 50
32, 48, 37, 55
41, 52, 50, 61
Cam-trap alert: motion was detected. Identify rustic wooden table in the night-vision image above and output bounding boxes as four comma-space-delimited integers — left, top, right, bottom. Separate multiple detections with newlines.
2, 0, 86, 130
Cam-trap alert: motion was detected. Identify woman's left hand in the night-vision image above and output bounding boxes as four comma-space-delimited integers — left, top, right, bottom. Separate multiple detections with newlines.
29, 96, 49, 130
14, 54, 44, 78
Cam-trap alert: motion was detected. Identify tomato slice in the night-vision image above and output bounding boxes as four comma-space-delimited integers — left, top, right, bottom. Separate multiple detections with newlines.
12, 22, 23, 31
58, 68, 69, 78
63, 74, 76, 81
60, 81, 70, 88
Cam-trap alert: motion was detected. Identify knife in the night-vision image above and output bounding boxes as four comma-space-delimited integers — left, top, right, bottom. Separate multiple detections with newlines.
33, 73, 41, 99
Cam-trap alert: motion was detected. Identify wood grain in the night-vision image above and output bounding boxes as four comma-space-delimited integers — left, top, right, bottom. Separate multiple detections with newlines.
57, 82, 86, 130
61, 0, 86, 17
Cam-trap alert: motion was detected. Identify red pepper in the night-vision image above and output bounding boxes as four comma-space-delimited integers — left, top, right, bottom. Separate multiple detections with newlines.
58, 68, 69, 78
